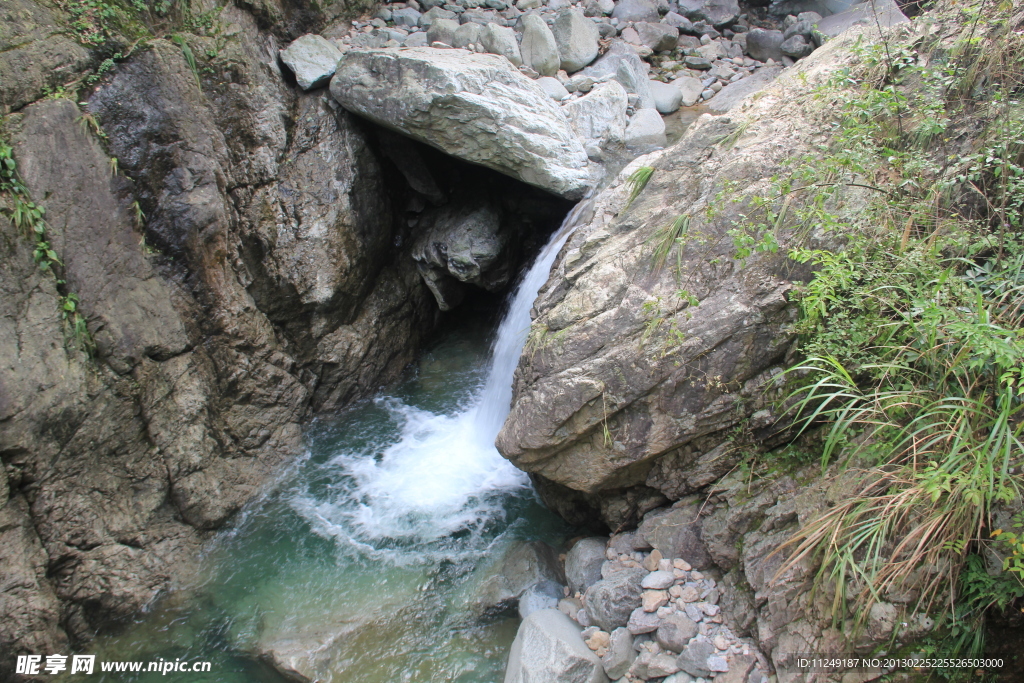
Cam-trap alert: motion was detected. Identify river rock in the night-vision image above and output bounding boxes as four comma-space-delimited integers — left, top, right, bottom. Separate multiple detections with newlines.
426, 18, 461, 46
563, 80, 629, 150
627, 606, 661, 634
672, 76, 704, 107
453, 21, 483, 48
624, 108, 666, 148
520, 13, 560, 76
567, 537, 609, 594
611, 0, 659, 22
641, 570, 675, 590
505, 609, 610, 683
602, 627, 637, 678
470, 540, 565, 615
649, 80, 683, 114
330, 48, 591, 199
781, 34, 814, 58
538, 76, 571, 100
584, 566, 646, 631
677, 638, 715, 677
279, 34, 344, 90
552, 8, 600, 73
580, 41, 654, 109
634, 22, 679, 52
677, 0, 739, 27
404, 31, 429, 47
744, 28, 785, 62
656, 613, 698, 652
481, 22, 523, 65
393, 6, 423, 26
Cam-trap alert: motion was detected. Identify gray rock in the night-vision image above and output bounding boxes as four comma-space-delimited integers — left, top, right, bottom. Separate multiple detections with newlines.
626, 606, 661, 633
817, 0, 908, 38
602, 627, 636, 678
634, 22, 679, 51
421, 6, 457, 26
641, 570, 675, 589
520, 13, 561, 76
330, 48, 590, 199
584, 0, 616, 15
663, 11, 693, 30
426, 18, 461, 45
563, 80, 629, 149
404, 31, 430, 46
519, 580, 565, 619
672, 75, 704, 107
797, 10, 823, 23
656, 613, 698, 652
611, 0, 659, 22
567, 537, 609, 594
638, 506, 714, 570
504, 609, 610, 683
469, 540, 565, 615
537, 76, 570, 100
683, 55, 713, 70
584, 567, 646, 631
624, 108, 666, 148
552, 8, 600, 73
781, 34, 814, 58
481, 22, 523, 65
580, 41, 654, 109
663, 674, 697, 683
279, 34, 344, 90
677, 639, 715, 677
411, 201, 511, 310
393, 6, 424, 26
676, 0, 739, 26
744, 28, 784, 62
453, 21, 483, 47
707, 655, 730, 672
649, 80, 682, 114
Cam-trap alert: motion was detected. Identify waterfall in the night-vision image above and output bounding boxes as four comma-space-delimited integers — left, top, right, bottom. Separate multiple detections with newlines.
291, 202, 587, 560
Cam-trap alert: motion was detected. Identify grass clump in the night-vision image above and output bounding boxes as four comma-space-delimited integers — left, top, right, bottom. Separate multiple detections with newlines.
753, 0, 1024, 658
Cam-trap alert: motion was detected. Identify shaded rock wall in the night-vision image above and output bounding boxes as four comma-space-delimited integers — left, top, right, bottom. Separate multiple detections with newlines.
0, 0, 563, 671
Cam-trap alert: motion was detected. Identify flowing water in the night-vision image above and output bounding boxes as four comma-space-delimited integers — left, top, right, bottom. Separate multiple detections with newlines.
79, 208, 586, 682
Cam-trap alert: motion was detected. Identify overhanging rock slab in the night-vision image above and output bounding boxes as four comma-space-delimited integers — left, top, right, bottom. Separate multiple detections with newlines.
330, 47, 592, 199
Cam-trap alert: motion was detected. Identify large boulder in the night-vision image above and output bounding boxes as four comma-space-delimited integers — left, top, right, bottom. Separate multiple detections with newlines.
611, 0, 659, 22
552, 7, 601, 73
279, 34, 344, 90
505, 609, 610, 683
745, 28, 785, 62
562, 80, 629, 152
481, 22, 524, 66
520, 13, 561, 77
580, 41, 654, 109
677, 0, 740, 27
495, 32, 864, 503
470, 541, 565, 616
330, 48, 591, 199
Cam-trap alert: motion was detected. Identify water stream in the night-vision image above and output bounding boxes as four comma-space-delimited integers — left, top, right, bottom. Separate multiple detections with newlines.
80, 206, 586, 682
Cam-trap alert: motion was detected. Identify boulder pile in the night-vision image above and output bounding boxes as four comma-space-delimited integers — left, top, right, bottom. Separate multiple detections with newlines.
276, 0, 908, 182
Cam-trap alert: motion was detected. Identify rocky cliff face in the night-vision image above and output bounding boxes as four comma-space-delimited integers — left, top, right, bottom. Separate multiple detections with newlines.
494, 25, 895, 679
0, 0, 567, 670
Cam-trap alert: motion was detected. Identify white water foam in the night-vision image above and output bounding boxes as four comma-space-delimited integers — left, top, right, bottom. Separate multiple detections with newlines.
293, 201, 589, 559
